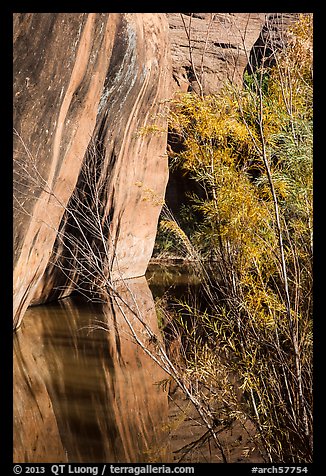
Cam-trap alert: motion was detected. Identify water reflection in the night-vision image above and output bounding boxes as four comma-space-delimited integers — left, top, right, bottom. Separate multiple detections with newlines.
14, 277, 169, 463
146, 262, 202, 300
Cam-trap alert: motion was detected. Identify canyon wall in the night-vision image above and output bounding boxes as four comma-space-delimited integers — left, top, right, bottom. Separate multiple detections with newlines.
13, 13, 171, 329
167, 13, 266, 94
14, 278, 169, 462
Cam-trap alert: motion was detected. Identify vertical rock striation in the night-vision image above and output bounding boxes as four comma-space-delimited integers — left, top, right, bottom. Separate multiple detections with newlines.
13, 13, 171, 329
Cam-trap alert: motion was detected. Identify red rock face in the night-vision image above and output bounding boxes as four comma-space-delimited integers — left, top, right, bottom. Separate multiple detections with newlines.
167, 13, 267, 94
167, 13, 300, 95
13, 13, 171, 329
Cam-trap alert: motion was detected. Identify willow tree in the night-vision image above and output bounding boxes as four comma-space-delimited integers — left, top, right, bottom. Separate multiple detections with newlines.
160, 14, 313, 462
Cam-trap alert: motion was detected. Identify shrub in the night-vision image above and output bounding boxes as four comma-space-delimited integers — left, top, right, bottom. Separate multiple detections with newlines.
157, 14, 313, 463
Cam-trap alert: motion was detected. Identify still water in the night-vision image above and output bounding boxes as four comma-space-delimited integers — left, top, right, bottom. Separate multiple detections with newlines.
14, 274, 173, 463
14, 264, 263, 463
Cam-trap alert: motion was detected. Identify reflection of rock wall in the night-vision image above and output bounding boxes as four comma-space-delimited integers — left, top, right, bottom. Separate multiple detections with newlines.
13, 13, 171, 329
14, 277, 169, 463
14, 326, 68, 463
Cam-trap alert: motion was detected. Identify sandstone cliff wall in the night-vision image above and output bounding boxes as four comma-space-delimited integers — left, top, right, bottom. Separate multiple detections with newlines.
13, 13, 171, 329
167, 13, 266, 94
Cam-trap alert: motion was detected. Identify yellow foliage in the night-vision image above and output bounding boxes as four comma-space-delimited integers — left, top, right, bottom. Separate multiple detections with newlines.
160, 15, 313, 462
